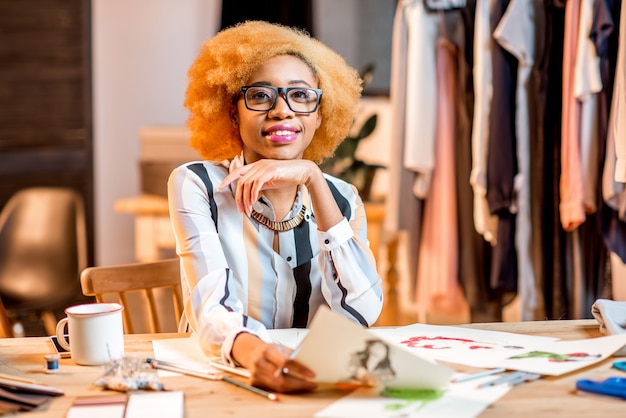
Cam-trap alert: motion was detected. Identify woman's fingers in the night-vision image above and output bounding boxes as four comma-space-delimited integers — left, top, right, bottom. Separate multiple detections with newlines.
220, 164, 261, 213
248, 343, 317, 393
219, 159, 317, 214
272, 372, 317, 393
284, 360, 316, 380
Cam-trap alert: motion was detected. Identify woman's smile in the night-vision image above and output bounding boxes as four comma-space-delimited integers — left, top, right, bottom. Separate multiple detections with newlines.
263, 124, 300, 143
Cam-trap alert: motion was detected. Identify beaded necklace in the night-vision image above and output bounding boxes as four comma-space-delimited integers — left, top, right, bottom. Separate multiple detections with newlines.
250, 205, 307, 232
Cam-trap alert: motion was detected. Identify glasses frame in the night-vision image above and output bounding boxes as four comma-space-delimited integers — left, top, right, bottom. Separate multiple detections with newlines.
240, 86, 323, 114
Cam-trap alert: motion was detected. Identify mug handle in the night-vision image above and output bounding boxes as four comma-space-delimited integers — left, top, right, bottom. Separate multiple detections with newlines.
55, 318, 71, 351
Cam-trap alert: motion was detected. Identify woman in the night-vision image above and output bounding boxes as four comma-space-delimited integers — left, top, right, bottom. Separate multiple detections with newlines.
168, 20, 383, 393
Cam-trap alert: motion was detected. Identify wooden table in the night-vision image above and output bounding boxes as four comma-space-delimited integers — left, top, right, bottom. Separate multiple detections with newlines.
2, 320, 625, 417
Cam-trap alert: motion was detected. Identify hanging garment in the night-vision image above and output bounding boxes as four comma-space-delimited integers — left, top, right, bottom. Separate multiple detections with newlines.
470, 0, 499, 245
386, 0, 427, 306
611, 0, 626, 185
486, 0, 519, 294
535, 0, 568, 319
560, 0, 585, 231
575, 0, 603, 213
416, 38, 469, 320
493, 0, 543, 321
402, 0, 441, 198
597, 0, 626, 265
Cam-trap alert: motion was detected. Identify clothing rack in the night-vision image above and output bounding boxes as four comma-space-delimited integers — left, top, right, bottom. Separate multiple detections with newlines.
385, 0, 624, 324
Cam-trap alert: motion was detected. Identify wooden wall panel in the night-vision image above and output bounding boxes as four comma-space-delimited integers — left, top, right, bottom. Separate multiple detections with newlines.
0, 0, 93, 265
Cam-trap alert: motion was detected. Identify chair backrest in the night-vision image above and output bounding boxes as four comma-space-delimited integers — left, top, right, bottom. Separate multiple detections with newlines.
0, 187, 87, 324
80, 258, 184, 334
0, 297, 13, 338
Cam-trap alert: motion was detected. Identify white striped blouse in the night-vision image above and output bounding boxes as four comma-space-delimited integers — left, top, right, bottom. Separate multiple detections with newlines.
167, 155, 383, 365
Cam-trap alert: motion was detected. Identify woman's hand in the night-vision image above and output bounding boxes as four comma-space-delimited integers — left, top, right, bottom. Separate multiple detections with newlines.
218, 159, 319, 215
218, 158, 343, 231
232, 332, 317, 393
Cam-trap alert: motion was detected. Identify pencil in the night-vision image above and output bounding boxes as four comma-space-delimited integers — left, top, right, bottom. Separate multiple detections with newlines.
509, 372, 541, 387
478, 371, 525, 388
208, 359, 251, 378
0, 373, 44, 385
451, 368, 506, 384
147, 358, 279, 402
222, 375, 279, 401
147, 359, 222, 380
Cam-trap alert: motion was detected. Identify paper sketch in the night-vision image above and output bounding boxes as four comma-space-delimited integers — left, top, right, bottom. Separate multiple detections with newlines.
378, 323, 626, 376
378, 323, 558, 367
346, 339, 396, 386
496, 334, 626, 375
315, 378, 512, 418
292, 307, 454, 389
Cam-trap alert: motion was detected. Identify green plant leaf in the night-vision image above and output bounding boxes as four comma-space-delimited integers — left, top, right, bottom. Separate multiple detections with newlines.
355, 114, 378, 140
360, 63, 376, 87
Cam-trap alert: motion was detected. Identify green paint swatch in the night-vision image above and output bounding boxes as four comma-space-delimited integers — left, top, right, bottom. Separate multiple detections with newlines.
381, 387, 444, 401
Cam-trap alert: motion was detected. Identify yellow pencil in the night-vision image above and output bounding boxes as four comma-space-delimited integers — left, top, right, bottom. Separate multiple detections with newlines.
0, 373, 44, 385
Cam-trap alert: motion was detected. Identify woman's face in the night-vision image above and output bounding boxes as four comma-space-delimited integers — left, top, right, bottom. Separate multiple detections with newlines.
235, 55, 322, 163
368, 341, 388, 363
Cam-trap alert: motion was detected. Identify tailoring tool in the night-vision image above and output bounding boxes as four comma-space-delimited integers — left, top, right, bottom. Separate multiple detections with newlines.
612, 360, 626, 372
575, 377, 626, 400
44, 354, 61, 373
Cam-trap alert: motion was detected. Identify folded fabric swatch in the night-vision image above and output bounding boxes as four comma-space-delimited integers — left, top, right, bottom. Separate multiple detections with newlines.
591, 299, 626, 356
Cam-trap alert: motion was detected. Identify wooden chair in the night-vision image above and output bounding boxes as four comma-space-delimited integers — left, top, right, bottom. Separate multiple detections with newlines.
0, 187, 88, 337
80, 258, 186, 334
0, 296, 13, 338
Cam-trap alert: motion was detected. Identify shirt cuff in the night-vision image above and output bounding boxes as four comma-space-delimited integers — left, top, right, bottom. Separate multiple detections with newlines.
318, 218, 352, 251
220, 326, 273, 367
221, 327, 255, 367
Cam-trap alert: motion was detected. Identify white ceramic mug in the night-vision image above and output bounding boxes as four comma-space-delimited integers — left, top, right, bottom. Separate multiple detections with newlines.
55, 303, 125, 366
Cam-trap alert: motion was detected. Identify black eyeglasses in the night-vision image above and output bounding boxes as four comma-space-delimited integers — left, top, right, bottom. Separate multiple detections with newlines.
240, 86, 322, 113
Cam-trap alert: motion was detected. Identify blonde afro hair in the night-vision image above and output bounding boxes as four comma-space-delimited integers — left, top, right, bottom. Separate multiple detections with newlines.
184, 20, 362, 163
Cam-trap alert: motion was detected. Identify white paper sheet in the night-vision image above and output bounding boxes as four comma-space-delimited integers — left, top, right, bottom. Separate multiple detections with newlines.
373, 323, 626, 376
493, 334, 626, 375
315, 378, 512, 418
377, 323, 559, 367
292, 307, 455, 389
267, 328, 309, 349
125, 391, 184, 418
152, 334, 250, 378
